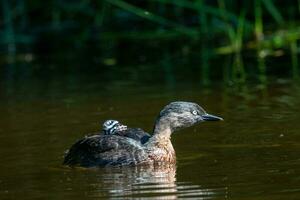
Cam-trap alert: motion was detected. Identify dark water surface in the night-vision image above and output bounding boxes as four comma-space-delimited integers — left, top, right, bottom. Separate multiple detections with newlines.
1, 70, 300, 199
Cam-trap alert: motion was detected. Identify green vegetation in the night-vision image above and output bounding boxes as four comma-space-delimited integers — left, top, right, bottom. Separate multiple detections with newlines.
1, 0, 300, 84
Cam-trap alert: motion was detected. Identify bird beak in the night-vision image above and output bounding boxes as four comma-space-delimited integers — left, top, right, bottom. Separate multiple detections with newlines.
201, 113, 223, 121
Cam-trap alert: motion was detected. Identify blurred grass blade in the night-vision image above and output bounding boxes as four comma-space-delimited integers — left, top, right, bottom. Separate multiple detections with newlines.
2, 0, 16, 60
216, 0, 236, 53
255, 0, 263, 40
105, 0, 198, 36
236, 11, 246, 51
290, 40, 299, 79
262, 0, 284, 24
153, 0, 253, 31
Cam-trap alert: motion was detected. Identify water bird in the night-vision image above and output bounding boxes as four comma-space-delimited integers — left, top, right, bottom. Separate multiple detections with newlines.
63, 101, 223, 167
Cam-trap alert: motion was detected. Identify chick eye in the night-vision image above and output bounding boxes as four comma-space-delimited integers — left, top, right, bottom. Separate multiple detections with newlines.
192, 110, 198, 115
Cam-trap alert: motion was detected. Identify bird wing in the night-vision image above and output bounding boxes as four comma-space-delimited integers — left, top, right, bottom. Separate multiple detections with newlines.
117, 128, 151, 144
63, 134, 147, 167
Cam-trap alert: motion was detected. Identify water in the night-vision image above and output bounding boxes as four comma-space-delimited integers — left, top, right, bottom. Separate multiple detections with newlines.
1, 66, 300, 199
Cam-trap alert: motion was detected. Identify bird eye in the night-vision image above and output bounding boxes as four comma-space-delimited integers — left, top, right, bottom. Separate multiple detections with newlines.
192, 110, 198, 115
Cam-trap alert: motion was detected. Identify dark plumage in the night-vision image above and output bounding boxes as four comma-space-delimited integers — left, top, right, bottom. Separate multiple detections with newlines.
101, 120, 151, 144
63, 101, 223, 167
113, 128, 151, 144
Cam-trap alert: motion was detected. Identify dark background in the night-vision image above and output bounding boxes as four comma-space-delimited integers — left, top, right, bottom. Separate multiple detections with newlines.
1, 0, 300, 85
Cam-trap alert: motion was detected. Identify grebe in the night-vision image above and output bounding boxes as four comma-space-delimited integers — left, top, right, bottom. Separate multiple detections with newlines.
63, 101, 223, 167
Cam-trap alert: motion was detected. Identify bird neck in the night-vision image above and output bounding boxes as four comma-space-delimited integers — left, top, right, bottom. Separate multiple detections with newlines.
151, 129, 172, 143
146, 119, 175, 163
145, 117, 173, 147
152, 117, 172, 139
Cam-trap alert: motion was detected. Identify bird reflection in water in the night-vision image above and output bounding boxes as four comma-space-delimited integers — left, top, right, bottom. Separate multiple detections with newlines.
84, 164, 227, 199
